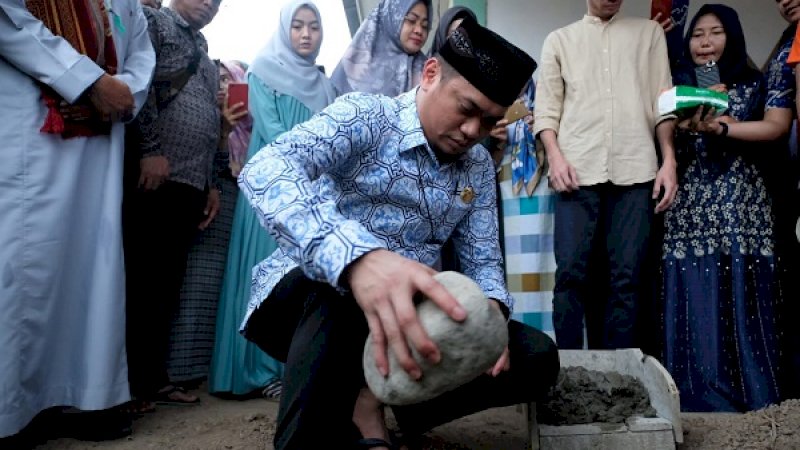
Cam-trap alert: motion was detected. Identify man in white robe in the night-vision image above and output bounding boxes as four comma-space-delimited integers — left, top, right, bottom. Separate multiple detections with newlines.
0, 0, 155, 441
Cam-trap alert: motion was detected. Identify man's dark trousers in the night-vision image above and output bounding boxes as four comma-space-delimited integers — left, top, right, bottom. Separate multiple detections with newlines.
123, 181, 206, 398
552, 182, 654, 349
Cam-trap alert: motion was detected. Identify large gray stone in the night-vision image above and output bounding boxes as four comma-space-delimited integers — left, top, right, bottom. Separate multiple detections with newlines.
363, 271, 508, 405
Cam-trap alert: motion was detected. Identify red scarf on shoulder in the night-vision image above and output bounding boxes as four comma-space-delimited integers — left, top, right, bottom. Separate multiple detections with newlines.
26, 0, 119, 138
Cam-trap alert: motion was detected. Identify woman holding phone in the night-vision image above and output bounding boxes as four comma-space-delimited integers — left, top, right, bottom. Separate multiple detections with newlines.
209, 0, 336, 398
218, 62, 251, 178
661, 4, 791, 412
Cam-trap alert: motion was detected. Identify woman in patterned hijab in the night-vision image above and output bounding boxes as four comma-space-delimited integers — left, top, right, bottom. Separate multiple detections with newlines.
331, 0, 431, 97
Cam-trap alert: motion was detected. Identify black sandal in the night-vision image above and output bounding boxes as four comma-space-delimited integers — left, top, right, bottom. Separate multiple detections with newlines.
153, 385, 200, 405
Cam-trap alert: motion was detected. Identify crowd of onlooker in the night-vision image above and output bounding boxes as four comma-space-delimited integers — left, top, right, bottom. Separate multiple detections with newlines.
1, 0, 799, 448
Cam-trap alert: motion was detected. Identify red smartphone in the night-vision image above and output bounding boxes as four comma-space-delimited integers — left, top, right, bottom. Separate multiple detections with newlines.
226, 82, 248, 110
650, 0, 672, 21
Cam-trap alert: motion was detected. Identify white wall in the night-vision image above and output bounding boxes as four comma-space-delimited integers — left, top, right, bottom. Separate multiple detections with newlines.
487, 0, 789, 74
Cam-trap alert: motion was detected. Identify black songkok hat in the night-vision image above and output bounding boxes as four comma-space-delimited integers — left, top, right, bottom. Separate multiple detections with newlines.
437, 15, 537, 107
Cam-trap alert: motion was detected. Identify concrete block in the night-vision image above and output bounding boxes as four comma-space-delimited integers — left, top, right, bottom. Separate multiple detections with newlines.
626, 417, 673, 432
540, 429, 675, 450
539, 423, 627, 436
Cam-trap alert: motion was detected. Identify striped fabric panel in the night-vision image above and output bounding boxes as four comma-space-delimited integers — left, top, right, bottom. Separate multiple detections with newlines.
26, 0, 101, 58
498, 163, 556, 338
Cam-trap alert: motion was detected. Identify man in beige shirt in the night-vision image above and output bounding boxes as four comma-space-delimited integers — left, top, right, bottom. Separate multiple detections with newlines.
534, 0, 677, 349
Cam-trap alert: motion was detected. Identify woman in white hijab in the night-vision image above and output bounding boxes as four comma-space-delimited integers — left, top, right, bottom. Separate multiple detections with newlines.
331, 0, 431, 97
209, 0, 336, 398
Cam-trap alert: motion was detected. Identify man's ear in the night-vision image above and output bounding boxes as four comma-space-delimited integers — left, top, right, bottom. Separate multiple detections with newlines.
419, 57, 441, 90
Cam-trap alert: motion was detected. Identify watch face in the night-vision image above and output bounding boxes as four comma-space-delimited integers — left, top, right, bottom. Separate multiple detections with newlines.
796, 217, 800, 243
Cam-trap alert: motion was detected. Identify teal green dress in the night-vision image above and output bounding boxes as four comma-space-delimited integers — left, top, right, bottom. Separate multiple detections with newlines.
209, 74, 314, 395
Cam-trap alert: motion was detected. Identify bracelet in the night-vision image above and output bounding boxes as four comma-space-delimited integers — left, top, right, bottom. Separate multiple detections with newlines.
718, 121, 729, 137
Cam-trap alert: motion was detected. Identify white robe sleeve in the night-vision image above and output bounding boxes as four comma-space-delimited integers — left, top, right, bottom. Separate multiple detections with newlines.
0, 0, 105, 104
114, 1, 155, 117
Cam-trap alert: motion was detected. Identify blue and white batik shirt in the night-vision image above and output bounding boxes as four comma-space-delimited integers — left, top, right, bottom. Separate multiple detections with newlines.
238, 88, 512, 329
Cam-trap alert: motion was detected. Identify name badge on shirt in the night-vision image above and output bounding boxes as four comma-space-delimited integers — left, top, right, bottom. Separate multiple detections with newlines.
460, 186, 475, 203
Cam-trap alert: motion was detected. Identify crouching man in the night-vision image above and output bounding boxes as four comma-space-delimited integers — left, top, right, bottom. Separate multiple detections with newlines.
239, 16, 560, 450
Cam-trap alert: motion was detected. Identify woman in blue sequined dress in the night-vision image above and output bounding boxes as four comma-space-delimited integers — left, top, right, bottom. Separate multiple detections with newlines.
662, 4, 793, 412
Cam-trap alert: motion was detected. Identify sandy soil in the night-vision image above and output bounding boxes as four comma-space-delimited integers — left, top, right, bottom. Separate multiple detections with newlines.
32, 389, 800, 450
680, 400, 800, 450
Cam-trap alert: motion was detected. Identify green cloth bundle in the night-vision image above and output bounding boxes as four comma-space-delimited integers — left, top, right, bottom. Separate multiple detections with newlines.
658, 85, 729, 117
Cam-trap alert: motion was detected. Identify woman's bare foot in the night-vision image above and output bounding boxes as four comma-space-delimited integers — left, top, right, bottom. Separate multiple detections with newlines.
352, 387, 390, 448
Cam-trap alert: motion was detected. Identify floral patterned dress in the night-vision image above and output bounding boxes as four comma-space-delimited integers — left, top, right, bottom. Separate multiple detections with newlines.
662, 76, 783, 412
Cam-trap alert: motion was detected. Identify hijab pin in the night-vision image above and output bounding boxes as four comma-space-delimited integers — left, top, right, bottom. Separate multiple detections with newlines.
460, 186, 475, 203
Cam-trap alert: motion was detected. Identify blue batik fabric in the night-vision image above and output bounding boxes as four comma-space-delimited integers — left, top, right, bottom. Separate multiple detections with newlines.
509, 79, 537, 196
237, 89, 512, 330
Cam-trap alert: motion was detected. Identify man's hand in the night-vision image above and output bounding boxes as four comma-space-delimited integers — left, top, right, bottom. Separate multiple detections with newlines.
139, 155, 170, 191
198, 188, 220, 230
653, 159, 677, 213
490, 119, 509, 144
485, 300, 510, 377
547, 150, 579, 192
347, 249, 467, 380
88, 74, 134, 120
652, 11, 675, 33
487, 346, 510, 377
489, 119, 509, 166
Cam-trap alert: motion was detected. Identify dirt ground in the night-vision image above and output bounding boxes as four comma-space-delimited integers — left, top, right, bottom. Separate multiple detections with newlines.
33, 389, 800, 450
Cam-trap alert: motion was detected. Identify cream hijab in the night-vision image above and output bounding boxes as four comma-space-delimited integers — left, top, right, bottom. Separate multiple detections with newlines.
248, 0, 336, 112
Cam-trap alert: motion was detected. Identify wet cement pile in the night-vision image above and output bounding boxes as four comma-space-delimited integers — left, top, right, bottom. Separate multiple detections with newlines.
536, 366, 657, 425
